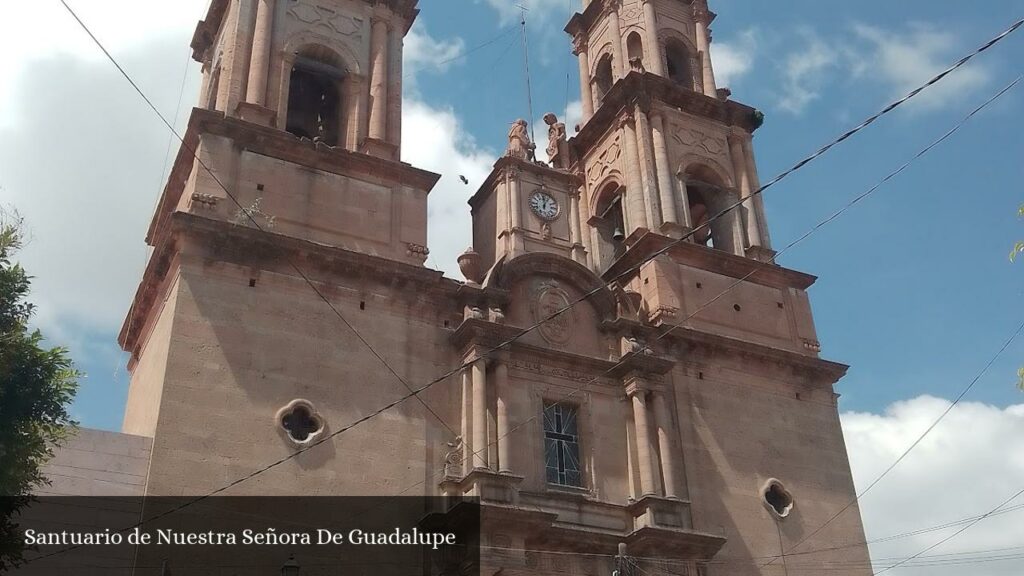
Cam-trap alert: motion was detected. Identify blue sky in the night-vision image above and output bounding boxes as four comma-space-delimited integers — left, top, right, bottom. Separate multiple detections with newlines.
0, 0, 1020, 430
2, 1, 1024, 572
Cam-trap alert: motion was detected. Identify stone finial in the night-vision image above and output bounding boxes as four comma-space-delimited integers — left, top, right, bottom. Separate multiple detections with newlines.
457, 247, 484, 284
506, 119, 536, 161
543, 113, 569, 169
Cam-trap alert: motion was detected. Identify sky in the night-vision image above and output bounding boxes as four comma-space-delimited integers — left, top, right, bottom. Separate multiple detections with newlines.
1, 0, 1023, 573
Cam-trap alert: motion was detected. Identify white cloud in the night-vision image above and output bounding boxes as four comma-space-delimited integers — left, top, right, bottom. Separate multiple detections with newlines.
852, 23, 992, 113
841, 396, 1024, 575
711, 29, 757, 88
0, 0, 207, 128
479, 0, 574, 26
403, 100, 496, 278
404, 22, 467, 88
775, 30, 838, 114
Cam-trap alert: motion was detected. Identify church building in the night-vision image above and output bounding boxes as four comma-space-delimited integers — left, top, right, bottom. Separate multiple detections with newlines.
38, 0, 874, 574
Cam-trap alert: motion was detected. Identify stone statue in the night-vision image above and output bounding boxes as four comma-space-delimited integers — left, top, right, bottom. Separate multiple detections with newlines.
543, 113, 569, 169
444, 436, 464, 477
506, 119, 536, 161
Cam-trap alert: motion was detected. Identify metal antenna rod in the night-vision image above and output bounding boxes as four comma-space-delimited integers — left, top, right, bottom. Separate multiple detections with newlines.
518, 4, 538, 148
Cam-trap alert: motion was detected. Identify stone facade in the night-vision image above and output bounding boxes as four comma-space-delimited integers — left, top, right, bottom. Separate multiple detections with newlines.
45, 0, 872, 574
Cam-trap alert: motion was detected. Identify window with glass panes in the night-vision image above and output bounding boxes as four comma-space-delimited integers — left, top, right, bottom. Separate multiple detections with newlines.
543, 402, 582, 487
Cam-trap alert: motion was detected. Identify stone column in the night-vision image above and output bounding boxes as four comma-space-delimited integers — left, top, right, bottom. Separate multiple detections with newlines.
508, 166, 522, 256
743, 137, 773, 249
641, 0, 665, 75
620, 115, 649, 231
245, 0, 275, 106
472, 358, 487, 470
570, 191, 587, 263
368, 8, 391, 141
652, 392, 680, 499
574, 36, 595, 122
218, 0, 258, 113
631, 389, 657, 496
495, 360, 511, 473
677, 174, 693, 230
460, 369, 472, 476
604, 1, 625, 79
387, 22, 404, 150
729, 131, 761, 249
634, 105, 662, 229
693, 3, 717, 97
650, 111, 678, 233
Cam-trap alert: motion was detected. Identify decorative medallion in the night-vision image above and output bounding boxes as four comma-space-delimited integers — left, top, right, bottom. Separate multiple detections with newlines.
532, 280, 574, 345
529, 190, 560, 221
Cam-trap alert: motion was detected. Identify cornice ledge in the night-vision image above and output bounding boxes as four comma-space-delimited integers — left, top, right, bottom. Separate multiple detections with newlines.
669, 326, 850, 385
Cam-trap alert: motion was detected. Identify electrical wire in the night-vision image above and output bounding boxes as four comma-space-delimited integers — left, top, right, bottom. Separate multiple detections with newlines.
54, 0, 458, 439
45, 0, 1024, 565
872, 486, 1024, 574
374, 73, 1024, 517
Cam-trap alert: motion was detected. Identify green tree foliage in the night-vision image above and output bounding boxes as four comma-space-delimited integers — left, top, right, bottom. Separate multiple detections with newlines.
1011, 204, 1024, 263
0, 209, 79, 570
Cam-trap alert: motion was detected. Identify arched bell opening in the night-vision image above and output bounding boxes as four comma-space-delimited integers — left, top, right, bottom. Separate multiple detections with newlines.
285, 45, 347, 147
591, 182, 627, 271
626, 31, 645, 72
665, 38, 696, 91
593, 54, 614, 108
683, 164, 742, 255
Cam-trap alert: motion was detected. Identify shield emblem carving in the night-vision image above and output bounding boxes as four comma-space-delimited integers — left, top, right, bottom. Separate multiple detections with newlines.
532, 281, 574, 346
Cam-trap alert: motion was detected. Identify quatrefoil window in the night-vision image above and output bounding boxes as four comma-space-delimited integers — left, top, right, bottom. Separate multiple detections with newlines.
276, 400, 325, 445
762, 479, 795, 519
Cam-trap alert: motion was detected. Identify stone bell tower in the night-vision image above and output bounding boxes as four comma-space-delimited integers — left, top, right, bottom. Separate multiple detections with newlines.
118, 0, 445, 493
194, 0, 412, 159
567, 0, 772, 272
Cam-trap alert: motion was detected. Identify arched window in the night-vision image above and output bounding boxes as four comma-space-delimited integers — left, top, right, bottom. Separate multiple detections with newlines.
665, 40, 694, 90
286, 46, 346, 147
206, 65, 221, 110
687, 186, 714, 248
626, 32, 644, 72
684, 165, 740, 253
592, 182, 627, 270
593, 54, 613, 107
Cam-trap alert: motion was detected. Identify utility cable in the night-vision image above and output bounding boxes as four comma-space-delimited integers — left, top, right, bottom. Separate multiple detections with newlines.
44, 0, 1024, 564
55, 0, 458, 438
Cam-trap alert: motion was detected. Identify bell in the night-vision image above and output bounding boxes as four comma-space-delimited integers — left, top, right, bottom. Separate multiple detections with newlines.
612, 226, 626, 242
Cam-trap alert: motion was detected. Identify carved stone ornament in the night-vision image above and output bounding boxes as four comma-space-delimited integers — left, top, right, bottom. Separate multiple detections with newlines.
531, 280, 574, 346
288, 1, 364, 38
444, 435, 464, 477
457, 247, 484, 284
588, 137, 622, 187
506, 119, 536, 161
672, 126, 726, 156
543, 112, 569, 169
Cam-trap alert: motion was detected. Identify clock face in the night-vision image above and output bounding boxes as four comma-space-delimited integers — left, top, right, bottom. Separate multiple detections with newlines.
529, 191, 560, 221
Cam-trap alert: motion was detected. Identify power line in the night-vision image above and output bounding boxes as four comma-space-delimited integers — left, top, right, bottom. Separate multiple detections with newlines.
379, 71, 1024, 511
764, 125, 1024, 564
48, 0, 1024, 562
402, 26, 519, 81
54, 0, 457, 438
114, 8, 1024, 505
872, 486, 1024, 574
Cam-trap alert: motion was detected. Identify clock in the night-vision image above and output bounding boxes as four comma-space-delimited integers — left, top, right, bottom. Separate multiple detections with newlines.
529, 191, 560, 221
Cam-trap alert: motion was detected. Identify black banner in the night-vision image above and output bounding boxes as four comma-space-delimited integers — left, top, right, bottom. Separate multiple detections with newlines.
5, 496, 480, 576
